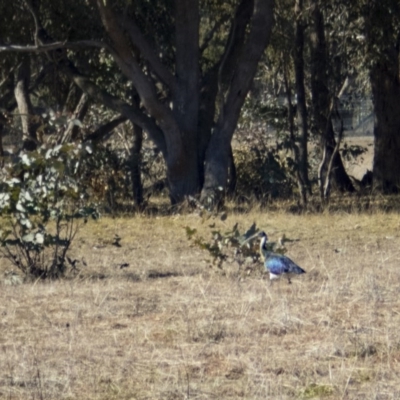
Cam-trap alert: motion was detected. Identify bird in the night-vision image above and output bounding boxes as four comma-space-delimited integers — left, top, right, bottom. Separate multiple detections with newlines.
258, 231, 306, 284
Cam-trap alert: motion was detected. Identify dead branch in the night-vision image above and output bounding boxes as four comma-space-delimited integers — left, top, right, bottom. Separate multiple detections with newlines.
320, 76, 350, 200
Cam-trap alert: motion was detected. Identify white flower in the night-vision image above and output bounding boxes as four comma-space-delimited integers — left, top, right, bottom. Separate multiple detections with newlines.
16, 202, 26, 212
21, 153, 31, 166
35, 233, 44, 244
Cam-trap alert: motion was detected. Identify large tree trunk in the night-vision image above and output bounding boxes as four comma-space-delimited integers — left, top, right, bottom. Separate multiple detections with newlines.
370, 51, 400, 192
200, 0, 275, 206
197, 0, 254, 189
309, 2, 354, 193
167, 0, 201, 202
95, 0, 202, 204
5, 0, 277, 205
364, 2, 400, 193
165, 144, 199, 204
198, 65, 219, 186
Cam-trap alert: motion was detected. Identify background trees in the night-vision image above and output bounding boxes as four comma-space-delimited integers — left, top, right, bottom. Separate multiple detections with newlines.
362, 0, 400, 193
1, 0, 400, 208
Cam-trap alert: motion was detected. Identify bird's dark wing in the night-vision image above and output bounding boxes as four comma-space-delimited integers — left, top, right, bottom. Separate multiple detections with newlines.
265, 254, 305, 275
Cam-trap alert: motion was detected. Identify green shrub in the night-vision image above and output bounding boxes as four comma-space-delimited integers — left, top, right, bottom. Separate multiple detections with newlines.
185, 220, 287, 275
0, 143, 98, 279
234, 146, 293, 200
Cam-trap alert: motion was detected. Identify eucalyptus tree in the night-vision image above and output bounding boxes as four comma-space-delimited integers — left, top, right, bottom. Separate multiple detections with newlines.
327, 0, 400, 193
0, 1, 36, 152
271, 0, 311, 205
248, 0, 354, 204
1, 0, 275, 206
308, 0, 355, 196
362, 0, 400, 192
0, 1, 97, 151
293, 0, 310, 199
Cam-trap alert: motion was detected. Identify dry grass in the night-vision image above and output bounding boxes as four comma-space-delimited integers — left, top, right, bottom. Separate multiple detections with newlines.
1, 210, 400, 399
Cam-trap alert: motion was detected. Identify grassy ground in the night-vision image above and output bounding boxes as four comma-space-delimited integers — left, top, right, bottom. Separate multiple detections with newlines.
1, 209, 400, 399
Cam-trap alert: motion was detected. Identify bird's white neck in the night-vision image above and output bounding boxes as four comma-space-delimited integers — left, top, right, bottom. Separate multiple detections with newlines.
260, 236, 267, 253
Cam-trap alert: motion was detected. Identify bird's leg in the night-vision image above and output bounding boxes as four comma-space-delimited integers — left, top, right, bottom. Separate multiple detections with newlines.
287, 277, 292, 284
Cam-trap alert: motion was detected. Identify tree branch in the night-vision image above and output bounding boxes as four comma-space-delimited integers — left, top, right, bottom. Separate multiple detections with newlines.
3, 0, 168, 156
0, 41, 111, 53
59, 93, 90, 144
62, 62, 167, 157
201, 0, 275, 201
200, 14, 230, 54
322, 76, 350, 200
117, 13, 176, 92
216, 0, 274, 137
94, 0, 182, 156
207, 0, 254, 126
83, 115, 127, 143
14, 56, 38, 150
174, 0, 200, 134
218, 0, 254, 90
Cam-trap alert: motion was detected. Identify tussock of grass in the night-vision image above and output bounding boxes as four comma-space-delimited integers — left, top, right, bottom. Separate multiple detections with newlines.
300, 383, 334, 398
1, 210, 400, 399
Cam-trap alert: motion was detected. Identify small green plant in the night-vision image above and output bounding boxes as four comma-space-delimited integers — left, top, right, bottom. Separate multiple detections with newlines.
0, 143, 98, 279
300, 383, 334, 398
185, 220, 288, 273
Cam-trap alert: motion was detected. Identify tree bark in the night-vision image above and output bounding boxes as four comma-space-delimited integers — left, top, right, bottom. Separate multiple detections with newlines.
364, 2, 400, 193
170, 0, 201, 198
370, 52, 400, 192
294, 0, 310, 194
198, 0, 254, 188
60, 92, 90, 143
201, 0, 275, 206
309, 2, 354, 193
83, 115, 127, 144
0, 115, 5, 166
95, 0, 202, 203
227, 144, 237, 196
14, 56, 37, 151
117, 14, 176, 91
0, 71, 16, 164
129, 123, 144, 206
283, 61, 307, 206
